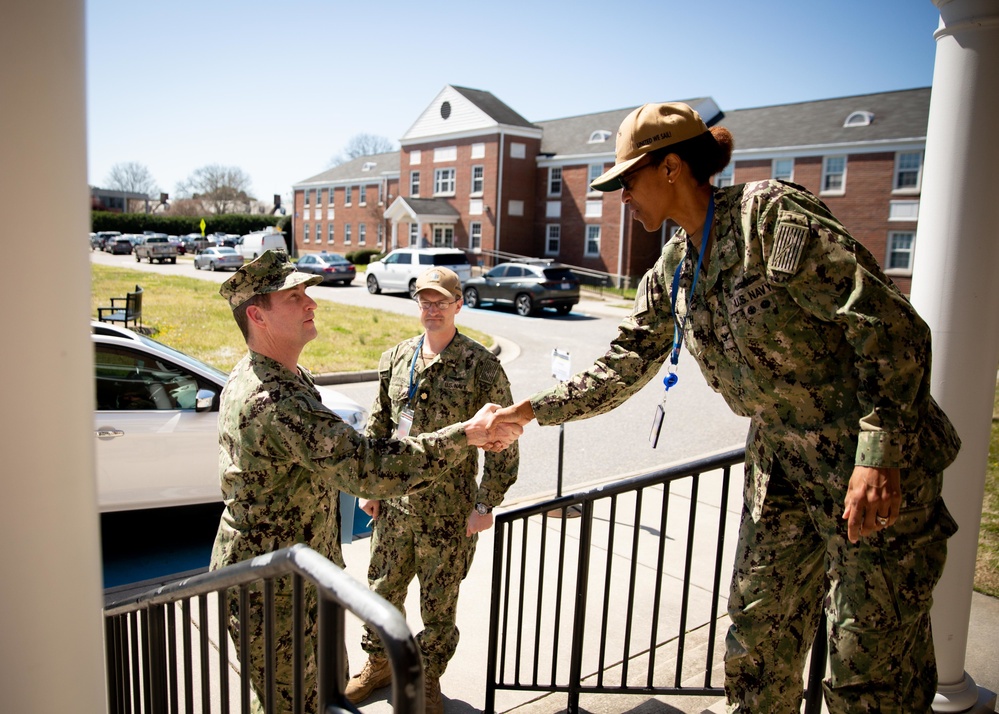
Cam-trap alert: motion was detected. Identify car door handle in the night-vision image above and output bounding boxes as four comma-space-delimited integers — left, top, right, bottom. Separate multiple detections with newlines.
95, 428, 125, 439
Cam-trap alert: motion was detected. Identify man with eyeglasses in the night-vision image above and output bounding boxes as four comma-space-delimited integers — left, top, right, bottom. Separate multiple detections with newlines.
346, 267, 519, 712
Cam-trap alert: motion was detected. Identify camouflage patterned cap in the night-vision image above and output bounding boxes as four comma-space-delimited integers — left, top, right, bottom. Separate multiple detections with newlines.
219, 250, 322, 309
590, 102, 709, 192
414, 266, 462, 300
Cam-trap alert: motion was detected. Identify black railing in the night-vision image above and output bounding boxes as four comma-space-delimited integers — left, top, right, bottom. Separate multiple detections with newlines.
485, 448, 827, 714
104, 544, 424, 714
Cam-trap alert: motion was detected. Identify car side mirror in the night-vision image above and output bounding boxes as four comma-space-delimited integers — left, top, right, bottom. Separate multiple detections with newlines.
195, 388, 216, 412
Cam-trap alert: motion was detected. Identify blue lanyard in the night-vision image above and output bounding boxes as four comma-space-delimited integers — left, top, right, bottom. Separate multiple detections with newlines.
665, 196, 715, 390
407, 335, 425, 404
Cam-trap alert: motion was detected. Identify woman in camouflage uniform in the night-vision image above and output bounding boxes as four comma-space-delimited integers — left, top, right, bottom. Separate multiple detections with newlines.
488, 103, 959, 714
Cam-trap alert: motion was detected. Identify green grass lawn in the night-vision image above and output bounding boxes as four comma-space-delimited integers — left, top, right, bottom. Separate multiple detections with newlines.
981, 392, 999, 596
91, 264, 492, 375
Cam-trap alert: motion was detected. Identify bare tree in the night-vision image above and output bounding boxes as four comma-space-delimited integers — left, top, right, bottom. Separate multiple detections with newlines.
105, 161, 160, 197
176, 164, 254, 214
328, 133, 397, 167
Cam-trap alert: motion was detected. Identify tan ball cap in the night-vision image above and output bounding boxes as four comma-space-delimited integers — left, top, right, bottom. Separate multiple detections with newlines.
219, 250, 322, 310
414, 266, 462, 300
590, 102, 709, 192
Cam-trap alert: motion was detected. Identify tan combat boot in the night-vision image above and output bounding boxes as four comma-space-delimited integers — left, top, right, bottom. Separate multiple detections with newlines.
345, 655, 392, 704
424, 674, 444, 714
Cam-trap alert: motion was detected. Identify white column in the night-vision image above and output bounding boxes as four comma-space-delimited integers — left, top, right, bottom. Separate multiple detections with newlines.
909, 1, 999, 711
0, 1, 107, 713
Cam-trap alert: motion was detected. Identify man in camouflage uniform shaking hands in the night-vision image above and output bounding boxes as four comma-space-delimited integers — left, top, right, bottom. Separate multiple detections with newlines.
209, 251, 519, 714
346, 267, 519, 713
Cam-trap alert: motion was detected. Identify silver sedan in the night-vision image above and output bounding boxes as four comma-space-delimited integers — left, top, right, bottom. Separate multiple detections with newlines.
193, 246, 244, 271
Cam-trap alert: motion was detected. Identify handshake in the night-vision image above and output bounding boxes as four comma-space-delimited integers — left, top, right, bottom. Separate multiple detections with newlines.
461, 400, 537, 452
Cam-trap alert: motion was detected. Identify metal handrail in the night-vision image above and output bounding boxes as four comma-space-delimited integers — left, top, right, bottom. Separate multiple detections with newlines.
484, 448, 828, 713
104, 544, 425, 714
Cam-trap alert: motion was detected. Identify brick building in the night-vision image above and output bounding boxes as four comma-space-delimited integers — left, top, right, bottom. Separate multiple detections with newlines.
293, 85, 927, 292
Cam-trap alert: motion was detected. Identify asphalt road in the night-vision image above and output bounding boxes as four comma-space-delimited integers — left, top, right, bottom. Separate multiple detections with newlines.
91, 249, 750, 503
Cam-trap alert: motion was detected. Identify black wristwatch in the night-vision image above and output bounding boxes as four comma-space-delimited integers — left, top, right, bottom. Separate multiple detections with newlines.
475, 502, 492, 515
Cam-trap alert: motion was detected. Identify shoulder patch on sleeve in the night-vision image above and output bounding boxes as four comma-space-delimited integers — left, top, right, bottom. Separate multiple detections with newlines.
770, 219, 808, 275
478, 359, 500, 386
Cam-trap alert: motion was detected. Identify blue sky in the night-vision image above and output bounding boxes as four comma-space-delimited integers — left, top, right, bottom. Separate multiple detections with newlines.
86, 0, 943, 202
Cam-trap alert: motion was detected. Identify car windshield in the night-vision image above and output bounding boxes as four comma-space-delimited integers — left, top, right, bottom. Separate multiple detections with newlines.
320, 254, 347, 263
133, 333, 229, 382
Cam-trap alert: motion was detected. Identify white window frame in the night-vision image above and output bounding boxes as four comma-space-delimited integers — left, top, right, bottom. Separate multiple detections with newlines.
303, 224, 310, 243
410, 171, 420, 197
344, 223, 352, 246
409, 223, 419, 247
358, 223, 366, 245
358, 185, 366, 206
328, 222, 335, 245
469, 221, 482, 251
585, 225, 600, 257
587, 164, 603, 195
822, 156, 847, 194
886, 231, 915, 275
471, 142, 486, 159
772, 158, 794, 181
893, 151, 923, 193
471, 165, 484, 195
889, 200, 920, 221
548, 167, 562, 196
304, 189, 311, 206
316, 222, 322, 244
345, 185, 352, 206
585, 201, 602, 218
546, 224, 560, 256
434, 168, 456, 196
469, 199, 483, 215
715, 163, 734, 188
434, 146, 457, 162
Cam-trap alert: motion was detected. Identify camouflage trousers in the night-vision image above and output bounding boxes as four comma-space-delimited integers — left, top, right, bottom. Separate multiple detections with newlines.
360, 506, 477, 677
725, 460, 954, 714
225, 577, 348, 714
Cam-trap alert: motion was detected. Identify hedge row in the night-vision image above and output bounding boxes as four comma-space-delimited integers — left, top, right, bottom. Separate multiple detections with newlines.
91, 212, 287, 237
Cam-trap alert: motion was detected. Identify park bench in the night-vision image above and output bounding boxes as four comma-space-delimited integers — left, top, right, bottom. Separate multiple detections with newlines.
97, 285, 143, 330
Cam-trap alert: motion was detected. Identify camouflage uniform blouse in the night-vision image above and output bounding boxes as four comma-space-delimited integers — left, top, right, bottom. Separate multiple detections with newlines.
366, 331, 519, 516
210, 350, 467, 570
531, 180, 959, 520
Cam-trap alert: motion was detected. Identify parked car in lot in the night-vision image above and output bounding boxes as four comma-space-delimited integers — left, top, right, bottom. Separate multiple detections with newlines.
181, 233, 210, 253
462, 260, 580, 316
365, 247, 472, 297
296, 252, 356, 286
134, 235, 178, 264
108, 237, 134, 255
193, 246, 244, 272
92, 321, 368, 512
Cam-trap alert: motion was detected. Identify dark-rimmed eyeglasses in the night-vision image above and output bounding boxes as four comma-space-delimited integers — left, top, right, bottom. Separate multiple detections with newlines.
414, 298, 458, 311
619, 158, 652, 193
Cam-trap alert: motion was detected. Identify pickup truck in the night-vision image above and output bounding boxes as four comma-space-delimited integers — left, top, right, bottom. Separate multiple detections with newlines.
134, 236, 178, 264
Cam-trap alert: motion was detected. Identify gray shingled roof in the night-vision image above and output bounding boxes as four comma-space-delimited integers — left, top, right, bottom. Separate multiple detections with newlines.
712, 87, 931, 151
396, 197, 461, 218
535, 97, 719, 157
294, 150, 400, 187
451, 86, 536, 128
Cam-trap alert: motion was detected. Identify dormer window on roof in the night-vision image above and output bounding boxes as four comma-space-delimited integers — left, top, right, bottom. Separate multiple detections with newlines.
362, 162, 376, 172
588, 130, 613, 143
844, 111, 875, 128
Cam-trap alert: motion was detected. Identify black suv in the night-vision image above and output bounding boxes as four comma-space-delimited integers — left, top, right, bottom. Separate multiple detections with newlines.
462, 260, 580, 316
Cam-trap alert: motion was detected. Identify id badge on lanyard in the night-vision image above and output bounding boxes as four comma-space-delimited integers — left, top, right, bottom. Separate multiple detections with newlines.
397, 336, 424, 439
650, 196, 714, 448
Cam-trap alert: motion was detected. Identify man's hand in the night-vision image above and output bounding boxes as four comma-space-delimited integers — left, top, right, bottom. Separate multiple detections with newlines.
466, 509, 494, 537
464, 403, 523, 451
842, 466, 902, 543
484, 399, 536, 430
359, 499, 380, 521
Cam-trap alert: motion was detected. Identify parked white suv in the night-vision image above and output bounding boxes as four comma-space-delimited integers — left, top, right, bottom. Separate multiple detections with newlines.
365, 248, 472, 297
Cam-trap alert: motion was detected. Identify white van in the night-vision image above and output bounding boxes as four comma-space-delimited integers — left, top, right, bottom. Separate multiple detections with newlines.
240, 231, 287, 260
